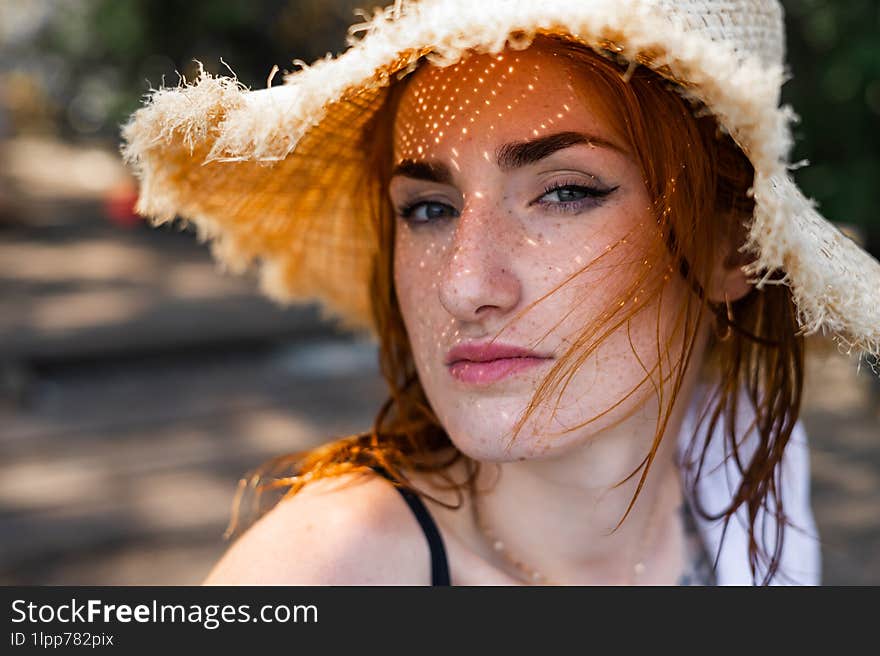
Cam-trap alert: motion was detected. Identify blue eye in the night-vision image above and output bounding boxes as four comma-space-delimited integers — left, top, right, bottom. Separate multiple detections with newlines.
542, 186, 590, 202
535, 182, 618, 213
399, 200, 459, 224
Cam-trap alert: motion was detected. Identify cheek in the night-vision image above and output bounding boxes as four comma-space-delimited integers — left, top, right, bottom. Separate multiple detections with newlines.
393, 225, 448, 360
541, 201, 657, 296
539, 206, 675, 362
394, 249, 453, 386
393, 224, 434, 309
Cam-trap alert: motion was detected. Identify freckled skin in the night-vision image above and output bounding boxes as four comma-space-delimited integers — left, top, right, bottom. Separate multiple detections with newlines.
390, 44, 693, 472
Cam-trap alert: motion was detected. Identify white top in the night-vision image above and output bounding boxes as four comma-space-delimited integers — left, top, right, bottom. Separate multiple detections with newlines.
676, 386, 822, 585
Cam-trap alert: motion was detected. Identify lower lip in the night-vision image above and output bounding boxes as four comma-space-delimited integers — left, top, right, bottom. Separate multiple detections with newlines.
447, 357, 550, 385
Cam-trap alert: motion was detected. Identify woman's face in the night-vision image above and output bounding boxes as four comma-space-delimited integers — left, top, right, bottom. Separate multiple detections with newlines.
390, 44, 693, 463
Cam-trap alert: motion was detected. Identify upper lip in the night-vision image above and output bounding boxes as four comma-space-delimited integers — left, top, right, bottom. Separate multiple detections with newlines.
444, 341, 553, 365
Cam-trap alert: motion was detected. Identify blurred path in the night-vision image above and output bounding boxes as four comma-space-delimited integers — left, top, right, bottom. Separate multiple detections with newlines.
0, 337, 384, 585
801, 345, 880, 585
0, 136, 341, 371
0, 138, 385, 583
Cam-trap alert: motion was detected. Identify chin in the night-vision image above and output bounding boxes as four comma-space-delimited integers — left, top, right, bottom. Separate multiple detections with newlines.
446, 434, 542, 463
439, 409, 581, 463
435, 384, 659, 465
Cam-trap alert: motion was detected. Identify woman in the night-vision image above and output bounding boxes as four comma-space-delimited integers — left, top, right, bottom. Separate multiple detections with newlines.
121, 0, 880, 585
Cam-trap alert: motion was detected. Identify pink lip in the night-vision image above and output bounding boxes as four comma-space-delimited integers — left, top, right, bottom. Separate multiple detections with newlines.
445, 342, 553, 385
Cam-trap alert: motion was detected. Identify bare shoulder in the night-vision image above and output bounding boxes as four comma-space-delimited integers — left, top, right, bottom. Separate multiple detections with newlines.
202, 470, 433, 585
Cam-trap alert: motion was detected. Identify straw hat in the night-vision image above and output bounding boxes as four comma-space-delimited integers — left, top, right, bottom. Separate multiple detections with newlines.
121, 0, 880, 364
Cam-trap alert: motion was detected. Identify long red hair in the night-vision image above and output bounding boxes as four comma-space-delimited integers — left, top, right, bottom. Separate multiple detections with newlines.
227, 36, 806, 586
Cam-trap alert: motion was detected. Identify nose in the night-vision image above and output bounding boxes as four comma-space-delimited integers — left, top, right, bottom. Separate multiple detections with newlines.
438, 203, 521, 323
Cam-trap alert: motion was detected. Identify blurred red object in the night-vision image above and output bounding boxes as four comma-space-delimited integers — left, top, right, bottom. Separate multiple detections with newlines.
104, 179, 142, 228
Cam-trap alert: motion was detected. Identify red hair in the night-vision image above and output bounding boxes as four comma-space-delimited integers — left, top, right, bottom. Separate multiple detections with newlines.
227, 36, 806, 586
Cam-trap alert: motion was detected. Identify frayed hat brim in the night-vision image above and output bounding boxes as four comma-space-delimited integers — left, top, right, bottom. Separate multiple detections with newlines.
120, 0, 880, 361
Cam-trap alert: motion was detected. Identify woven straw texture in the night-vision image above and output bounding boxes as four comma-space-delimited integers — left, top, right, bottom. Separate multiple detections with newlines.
120, 0, 880, 363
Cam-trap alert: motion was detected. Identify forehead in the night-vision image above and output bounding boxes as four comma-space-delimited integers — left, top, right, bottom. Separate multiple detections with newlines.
393, 44, 620, 161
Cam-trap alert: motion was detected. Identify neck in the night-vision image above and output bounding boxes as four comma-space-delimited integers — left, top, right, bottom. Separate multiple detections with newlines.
470, 371, 707, 585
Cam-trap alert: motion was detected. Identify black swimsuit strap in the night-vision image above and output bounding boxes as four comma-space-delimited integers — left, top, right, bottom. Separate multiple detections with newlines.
370, 465, 451, 586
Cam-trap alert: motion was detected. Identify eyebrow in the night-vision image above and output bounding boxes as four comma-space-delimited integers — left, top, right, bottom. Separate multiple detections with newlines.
390, 160, 454, 185
496, 131, 626, 170
391, 131, 625, 183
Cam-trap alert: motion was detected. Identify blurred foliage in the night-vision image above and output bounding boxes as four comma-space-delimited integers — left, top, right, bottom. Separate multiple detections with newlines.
783, 0, 880, 244
1, 0, 363, 138
1, 0, 877, 239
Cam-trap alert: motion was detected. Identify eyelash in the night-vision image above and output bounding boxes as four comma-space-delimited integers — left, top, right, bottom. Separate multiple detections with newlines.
535, 180, 618, 214
398, 200, 457, 223
397, 181, 618, 225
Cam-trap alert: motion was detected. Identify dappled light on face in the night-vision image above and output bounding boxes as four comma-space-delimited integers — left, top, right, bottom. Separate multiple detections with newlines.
390, 44, 658, 343
387, 39, 731, 484
394, 50, 580, 166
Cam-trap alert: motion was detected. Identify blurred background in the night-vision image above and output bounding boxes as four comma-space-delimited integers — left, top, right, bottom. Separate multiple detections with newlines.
0, 0, 877, 585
